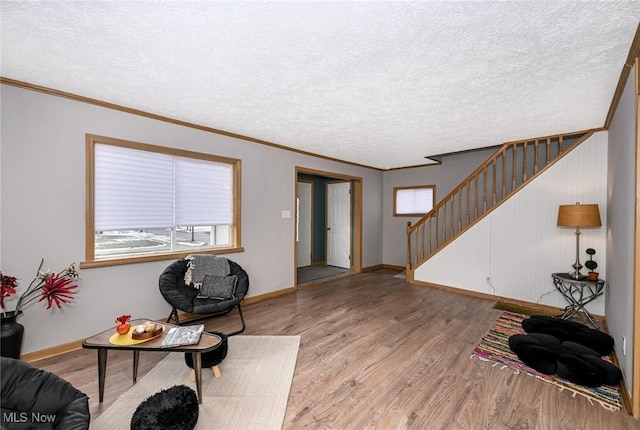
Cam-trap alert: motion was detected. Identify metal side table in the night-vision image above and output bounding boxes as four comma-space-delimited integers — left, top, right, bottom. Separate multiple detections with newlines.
551, 272, 604, 329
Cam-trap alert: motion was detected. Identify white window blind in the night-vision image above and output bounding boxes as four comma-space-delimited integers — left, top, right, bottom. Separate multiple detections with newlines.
94, 144, 234, 232
396, 187, 434, 215
175, 158, 233, 226
94, 144, 174, 230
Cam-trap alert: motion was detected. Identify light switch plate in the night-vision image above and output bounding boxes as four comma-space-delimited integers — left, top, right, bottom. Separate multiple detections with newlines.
282, 210, 291, 219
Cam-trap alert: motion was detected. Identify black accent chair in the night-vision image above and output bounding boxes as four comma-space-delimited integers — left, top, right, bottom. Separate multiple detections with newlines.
0, 357, 90, 430
158, 258, 249, 335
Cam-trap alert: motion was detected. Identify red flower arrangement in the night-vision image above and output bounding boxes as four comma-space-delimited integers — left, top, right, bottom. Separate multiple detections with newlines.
0, 258, 80, 317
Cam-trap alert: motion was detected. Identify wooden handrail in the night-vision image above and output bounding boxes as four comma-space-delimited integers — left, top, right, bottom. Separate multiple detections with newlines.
406, 129, 596, 274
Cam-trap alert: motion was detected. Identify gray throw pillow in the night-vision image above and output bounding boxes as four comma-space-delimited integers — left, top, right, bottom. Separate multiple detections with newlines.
197, 274, 238, 300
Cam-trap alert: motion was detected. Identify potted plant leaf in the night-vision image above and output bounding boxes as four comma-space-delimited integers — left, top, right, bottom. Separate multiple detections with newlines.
585, 248, 599, 281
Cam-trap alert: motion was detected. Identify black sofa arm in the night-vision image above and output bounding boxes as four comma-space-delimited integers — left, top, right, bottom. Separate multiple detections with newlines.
0, 357, 90, 430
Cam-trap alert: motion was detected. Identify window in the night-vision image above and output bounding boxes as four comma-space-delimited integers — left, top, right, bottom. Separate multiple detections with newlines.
393, 185, 435, 216
84, 135, 242, 267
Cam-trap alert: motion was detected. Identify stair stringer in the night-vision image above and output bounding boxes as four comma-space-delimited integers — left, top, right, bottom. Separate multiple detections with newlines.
413, 131, 608, 315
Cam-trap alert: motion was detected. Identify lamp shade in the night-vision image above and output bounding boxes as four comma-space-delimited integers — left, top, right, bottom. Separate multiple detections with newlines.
557, 203, 601, 227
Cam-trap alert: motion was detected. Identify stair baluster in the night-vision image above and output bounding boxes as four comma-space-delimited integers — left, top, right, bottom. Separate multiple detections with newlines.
405, 130, 595, 277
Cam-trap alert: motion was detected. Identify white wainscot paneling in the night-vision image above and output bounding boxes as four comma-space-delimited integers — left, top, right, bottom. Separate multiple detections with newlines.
414, 132, 608, 316
414, 217, 493, 294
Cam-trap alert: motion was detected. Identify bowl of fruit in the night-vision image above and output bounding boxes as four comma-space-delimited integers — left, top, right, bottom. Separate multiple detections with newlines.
131, 321, 164, 340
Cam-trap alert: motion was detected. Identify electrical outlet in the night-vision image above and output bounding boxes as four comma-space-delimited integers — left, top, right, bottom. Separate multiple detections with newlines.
623, 336, 627, 356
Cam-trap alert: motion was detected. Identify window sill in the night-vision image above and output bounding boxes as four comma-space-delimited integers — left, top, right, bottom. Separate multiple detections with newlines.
80, 247, 245, 269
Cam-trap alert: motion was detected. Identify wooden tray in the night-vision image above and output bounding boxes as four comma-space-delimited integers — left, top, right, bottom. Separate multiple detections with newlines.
132, 324, 163, 340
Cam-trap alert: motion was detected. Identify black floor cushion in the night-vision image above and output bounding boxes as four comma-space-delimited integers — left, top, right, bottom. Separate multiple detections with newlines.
509, 333, 562, 374
577, 354, 623, 386
508, 316, 623, 388
556, 353, 604, 387
521, 315, 614, 355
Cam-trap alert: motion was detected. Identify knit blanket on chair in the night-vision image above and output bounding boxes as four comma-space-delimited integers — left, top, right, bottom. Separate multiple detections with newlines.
184, 254, 230, 288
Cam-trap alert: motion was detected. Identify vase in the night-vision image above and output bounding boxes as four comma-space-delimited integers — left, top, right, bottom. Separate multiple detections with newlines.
1, 311, 24, 359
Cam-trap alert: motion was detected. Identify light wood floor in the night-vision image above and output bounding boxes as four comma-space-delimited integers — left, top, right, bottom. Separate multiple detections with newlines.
33, 269, 640, 429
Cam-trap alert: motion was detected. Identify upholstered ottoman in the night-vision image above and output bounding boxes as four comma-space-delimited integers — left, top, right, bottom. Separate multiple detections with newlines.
184, 331, 228, 379
130, 385, 198, 430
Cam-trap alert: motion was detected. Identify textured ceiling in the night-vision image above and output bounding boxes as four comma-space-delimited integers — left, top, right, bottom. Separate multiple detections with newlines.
1, 1, 639, 169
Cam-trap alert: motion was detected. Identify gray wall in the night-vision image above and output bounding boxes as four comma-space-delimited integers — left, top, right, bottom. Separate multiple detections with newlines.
382, 148, 498, 267
0, 84, 383, 354
606, 63, 637, 396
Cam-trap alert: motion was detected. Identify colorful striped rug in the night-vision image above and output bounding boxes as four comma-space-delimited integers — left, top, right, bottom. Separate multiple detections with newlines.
471, 311, 622, 411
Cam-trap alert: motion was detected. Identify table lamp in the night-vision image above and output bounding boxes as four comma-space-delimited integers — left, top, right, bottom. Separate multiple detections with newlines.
557, 202, 601, 279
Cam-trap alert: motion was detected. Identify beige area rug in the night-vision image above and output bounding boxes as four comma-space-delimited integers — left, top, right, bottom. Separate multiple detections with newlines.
91, 335, 301, 430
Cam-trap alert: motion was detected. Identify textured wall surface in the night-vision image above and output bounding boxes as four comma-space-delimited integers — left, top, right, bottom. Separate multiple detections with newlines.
0, 84, 383, 354
1, 2, 639, 169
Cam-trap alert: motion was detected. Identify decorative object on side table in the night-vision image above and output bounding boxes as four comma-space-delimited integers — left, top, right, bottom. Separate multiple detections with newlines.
556, 202, 602, 279
115, 314, 132, 335
131, 321, 164, 340
0, 258, 80, 358
585, 248, 599, 280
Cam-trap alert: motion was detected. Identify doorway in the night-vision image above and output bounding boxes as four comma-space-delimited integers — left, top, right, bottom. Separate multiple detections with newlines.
296, 181, 312, 268
295, 167, 362, 287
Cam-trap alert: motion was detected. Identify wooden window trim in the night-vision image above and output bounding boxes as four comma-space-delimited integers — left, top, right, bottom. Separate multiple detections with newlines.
393, 185, 436, 217
82, 134, 242, 268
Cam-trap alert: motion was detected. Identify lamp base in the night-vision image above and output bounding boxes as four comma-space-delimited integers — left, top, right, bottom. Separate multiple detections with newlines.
569, 228, 583, 280
570, 262, 583, 279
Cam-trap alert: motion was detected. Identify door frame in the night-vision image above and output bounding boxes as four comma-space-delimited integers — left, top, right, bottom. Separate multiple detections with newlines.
632, 58, 640, 417
294, 167, 362, 288
296, 180, 314, 268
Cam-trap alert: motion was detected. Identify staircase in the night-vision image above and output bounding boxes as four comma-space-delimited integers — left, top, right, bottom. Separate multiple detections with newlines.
405, 129, 596, 281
